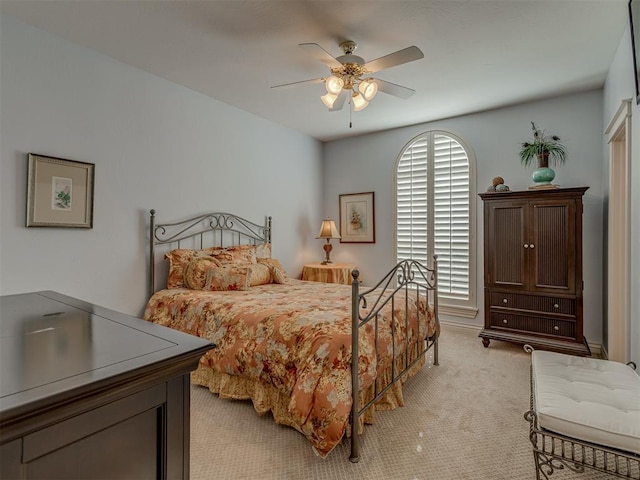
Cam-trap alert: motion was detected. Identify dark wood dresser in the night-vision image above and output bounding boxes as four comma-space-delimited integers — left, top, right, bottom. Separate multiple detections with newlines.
0, 291, 213, 479
479, 187, 590, 355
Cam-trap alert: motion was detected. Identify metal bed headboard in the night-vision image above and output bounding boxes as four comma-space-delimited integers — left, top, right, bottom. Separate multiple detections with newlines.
148, 209, 272, 298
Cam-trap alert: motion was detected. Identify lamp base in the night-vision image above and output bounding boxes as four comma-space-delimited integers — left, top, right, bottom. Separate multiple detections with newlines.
322, 240, 333, 264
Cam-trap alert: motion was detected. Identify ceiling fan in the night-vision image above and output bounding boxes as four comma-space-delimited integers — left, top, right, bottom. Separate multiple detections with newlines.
271, 40, 424, 112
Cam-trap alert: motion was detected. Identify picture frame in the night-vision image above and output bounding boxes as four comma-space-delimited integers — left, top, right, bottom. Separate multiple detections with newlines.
339, 191, 375, 243
26, 153, 95, 228
630, 0, 640, 104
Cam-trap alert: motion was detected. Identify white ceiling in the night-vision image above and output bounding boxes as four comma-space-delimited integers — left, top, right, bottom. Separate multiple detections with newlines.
1, 0, 629, 142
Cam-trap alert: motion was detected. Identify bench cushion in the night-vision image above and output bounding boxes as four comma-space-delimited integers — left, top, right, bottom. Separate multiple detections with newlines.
532, 350, 640, 455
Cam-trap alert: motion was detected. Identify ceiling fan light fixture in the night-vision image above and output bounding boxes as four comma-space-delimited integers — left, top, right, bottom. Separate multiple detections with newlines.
358, 79, 378, 101
321, 92, 338, 108
275, 41, 423, 120
352, 92, 368, 111
325, 76, 344, 94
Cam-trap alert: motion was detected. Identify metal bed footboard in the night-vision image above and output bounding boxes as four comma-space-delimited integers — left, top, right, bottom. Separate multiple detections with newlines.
525, 360, 640, 480
349, 257, 440, 462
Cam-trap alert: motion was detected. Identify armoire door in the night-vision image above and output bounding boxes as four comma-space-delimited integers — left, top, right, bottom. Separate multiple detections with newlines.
486, 201, 528, 290
529, 199, 577, 294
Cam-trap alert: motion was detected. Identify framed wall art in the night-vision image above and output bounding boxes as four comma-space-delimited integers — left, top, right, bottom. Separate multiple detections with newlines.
26, 153, 95, 228
339, 191, 375, 243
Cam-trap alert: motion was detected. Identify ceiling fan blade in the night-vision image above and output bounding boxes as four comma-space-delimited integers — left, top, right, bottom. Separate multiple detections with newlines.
270, 78, 324, 90
363, 46, 424, 73
299, 43, 343, 69
329, 90, 348, 111
373, 79, 415, 99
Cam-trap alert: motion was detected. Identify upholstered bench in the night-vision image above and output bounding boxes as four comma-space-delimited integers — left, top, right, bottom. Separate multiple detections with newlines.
525, 349, 640, 479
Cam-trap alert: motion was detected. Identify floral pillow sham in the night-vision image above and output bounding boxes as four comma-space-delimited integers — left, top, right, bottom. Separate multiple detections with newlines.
165, 242, 270, 289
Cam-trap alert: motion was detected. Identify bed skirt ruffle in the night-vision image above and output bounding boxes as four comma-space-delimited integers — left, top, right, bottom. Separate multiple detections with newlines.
191, 351, 427, 452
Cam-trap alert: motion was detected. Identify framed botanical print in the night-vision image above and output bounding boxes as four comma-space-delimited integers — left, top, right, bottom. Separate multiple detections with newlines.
26, 153, 95, 228
339, 191, 375, 243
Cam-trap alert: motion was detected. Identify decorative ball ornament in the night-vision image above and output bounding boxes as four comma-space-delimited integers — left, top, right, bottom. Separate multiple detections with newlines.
487, 176, 510, 193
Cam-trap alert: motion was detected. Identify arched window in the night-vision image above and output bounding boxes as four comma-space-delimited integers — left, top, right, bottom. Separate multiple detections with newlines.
395, 131, 477, 316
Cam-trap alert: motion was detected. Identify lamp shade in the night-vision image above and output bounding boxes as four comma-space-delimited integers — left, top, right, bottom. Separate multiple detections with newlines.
316, 218, 341, 239
358, 79, 378, 101
352, 92, 369, 111
325, 76, 344, 95
321, 92, 338, 108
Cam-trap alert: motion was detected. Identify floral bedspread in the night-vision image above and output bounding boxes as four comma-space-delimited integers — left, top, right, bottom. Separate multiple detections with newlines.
143, 278, 436, 456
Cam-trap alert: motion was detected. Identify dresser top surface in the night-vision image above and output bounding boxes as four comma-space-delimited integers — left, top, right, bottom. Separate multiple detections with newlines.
0, 291, 212, 417
479, 185, 589, 201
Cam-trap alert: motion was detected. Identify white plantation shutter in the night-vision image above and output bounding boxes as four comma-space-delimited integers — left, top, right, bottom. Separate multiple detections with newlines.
396, 131, 475, 307
397, 136, 429, 264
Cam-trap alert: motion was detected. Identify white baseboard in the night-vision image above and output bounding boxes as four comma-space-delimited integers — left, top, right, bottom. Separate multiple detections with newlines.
439, 319, 482, 331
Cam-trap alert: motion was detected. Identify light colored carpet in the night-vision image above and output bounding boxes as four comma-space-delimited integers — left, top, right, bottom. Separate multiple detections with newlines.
190, 324, 613, 480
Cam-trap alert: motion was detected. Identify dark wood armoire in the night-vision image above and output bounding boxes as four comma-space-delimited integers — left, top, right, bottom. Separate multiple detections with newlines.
479, 186, 590, 355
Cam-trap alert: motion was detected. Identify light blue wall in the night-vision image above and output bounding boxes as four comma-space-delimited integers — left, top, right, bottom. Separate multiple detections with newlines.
0, 16, 324, 316
323, 90, 606, 347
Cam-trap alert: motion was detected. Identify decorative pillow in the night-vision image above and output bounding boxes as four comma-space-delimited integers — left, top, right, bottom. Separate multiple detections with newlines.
184, 255, 223, 290
165, 245, 257, 289
205, 265, 252, 291
256, 257, 286, 276
165, 249, 202, 289
269, 265, 287, 285
210, 245, 256, 265
249, 263, 272, 286
205, 248, 232, 264
255, 242, 271, 259
227, 245, 257, 264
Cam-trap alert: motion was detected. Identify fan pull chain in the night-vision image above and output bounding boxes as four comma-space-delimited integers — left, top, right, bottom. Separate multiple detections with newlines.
349, 97, 353, 128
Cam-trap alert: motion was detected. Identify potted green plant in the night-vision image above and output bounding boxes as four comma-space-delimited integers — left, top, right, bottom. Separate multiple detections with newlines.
519, 122, 567, 188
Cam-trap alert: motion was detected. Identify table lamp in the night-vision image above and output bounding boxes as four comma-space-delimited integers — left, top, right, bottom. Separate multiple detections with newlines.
316, 218, 341, 264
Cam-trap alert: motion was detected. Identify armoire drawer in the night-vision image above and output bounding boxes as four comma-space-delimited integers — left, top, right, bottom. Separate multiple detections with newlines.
490, 292, 576, 316
489, 311, 576, 339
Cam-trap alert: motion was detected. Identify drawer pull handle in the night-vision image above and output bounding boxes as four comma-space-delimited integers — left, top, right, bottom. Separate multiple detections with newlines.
502, 319, 508, 324
554, 303, 559, 309
553, 325, 560, 331
523, 244, 529, 249
502, 298, 508, 304
530, 244, 535, 249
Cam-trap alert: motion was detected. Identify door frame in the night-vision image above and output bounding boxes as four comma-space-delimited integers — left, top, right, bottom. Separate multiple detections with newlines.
604, 99, 632, 362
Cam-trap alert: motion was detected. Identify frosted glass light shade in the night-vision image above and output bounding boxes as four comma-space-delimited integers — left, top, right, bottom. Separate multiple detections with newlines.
325, 76, 344, 94
358, 79, 378, 101
352, 93, 368, 111
321, 92, 338, 108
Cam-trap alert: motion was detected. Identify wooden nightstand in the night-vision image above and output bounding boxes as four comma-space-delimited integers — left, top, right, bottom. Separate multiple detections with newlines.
301, 263, 357, 285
